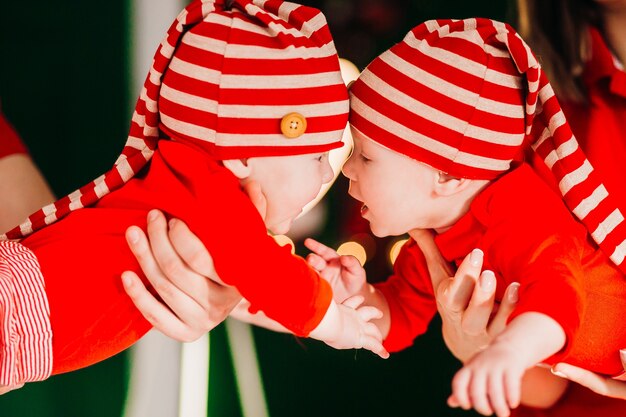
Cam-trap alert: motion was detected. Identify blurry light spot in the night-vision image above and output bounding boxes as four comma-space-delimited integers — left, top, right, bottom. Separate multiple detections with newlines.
389, 238, 408, 266
348, 233, 376, 259
337, 241, 367, 266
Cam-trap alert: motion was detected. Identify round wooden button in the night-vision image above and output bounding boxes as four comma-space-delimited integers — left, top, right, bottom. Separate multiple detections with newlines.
280, 112, 307, 138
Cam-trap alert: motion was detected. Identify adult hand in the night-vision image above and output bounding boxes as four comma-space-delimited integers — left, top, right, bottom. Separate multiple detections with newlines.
0, 383, 24, 395
435, 249, 520, 363
409, 230, 519, 363
121, 180, 267, 342
122, 210, 241, 342
552, 361, 626, 400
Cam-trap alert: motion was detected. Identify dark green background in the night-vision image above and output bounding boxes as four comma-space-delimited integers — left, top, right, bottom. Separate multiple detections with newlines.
0, 1, 509, 416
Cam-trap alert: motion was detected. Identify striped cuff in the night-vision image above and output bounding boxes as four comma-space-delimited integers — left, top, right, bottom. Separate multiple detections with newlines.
0, 241, 53, 386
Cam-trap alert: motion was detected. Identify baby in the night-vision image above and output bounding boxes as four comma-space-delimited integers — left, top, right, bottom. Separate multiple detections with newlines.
0, 0, 387, 391
308, 18, 626, 417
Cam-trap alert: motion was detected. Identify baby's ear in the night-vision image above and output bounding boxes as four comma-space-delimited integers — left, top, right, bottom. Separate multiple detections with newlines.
222, 159, 252, 179
433, 171, 470, 197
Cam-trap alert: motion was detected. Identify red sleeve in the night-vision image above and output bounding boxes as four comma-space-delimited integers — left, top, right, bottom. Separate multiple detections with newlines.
151, 142, 332, 337
485, 205, 586, 363
374, 239, 437, 352
0, 112, 28, 158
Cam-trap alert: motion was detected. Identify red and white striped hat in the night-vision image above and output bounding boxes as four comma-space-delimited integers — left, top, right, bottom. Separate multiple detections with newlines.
4, 0, 348, 239
350, 18, 626, 273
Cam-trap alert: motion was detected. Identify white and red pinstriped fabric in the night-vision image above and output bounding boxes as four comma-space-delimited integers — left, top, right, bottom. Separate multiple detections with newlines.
350, 18, 626, 274
0, 242, 52, 386
2, 0, 349, 240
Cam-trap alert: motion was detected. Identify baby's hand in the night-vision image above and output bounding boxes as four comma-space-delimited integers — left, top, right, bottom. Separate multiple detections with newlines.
449, 341, 524, 417
309, 296, 389, 359
332, 296, 389, 359
304, 238, 366, 303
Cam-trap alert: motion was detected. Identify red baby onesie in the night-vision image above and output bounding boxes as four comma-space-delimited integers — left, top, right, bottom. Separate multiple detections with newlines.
9, 140, 331, 377
377, 163, 626, 377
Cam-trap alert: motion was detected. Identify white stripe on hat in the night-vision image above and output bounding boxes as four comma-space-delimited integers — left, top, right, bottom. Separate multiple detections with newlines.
360, 69, 524, 146
380, 51, 524, 118
611, 241, 626, 265
68, 190, 83, 210
167, 57, 221, 86
543, 136, 578, 168
161, 84, 218, 114
93, 175, 110, 199
573, 185, 608, 219
218, 101, 349, 118
217, 129, 345, 147
160, 114, 216, 143
352, 96, 512, 172
183, 31, 337, 60
559, 159, 593, 196
404, 31, 522, 89
220, 72, 344, 89
591, 209, 623, 244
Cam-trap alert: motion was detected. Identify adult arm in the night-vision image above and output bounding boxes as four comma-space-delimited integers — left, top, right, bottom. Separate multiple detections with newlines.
0, 113, 55, 233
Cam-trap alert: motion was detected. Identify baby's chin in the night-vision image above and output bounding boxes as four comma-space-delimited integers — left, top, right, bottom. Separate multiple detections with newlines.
268, 218, 294, 236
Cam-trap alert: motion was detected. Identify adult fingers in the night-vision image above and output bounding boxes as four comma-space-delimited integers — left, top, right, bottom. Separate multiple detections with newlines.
304, 238, 339, 261
488, 282, 519, 337
128, 219, 209, 321
552, 363, 626, 399
437, 249, 484, 315
121, 271, 200, 342
165, 216, 217, 282
461, 270, 497, 335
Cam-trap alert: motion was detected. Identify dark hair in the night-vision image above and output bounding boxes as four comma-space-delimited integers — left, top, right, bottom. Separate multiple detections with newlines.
515, 0, 602, 103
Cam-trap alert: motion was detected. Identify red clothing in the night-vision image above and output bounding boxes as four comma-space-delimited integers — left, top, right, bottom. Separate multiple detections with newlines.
0, 112, 28, 158
513, 380, 626, 417
520, 27, 626, 417
1, 140, 331, 380
377, 163, 626, 376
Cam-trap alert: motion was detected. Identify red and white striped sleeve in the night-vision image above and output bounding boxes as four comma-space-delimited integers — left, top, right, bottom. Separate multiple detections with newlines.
0, 241, 53, 386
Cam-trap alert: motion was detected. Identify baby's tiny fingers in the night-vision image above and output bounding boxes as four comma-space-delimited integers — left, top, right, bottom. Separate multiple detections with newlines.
361, 335, 389, 359
357, 306, 383, 322
504, 369, 522, 409
340, 254, 361, 269
469, 372, 493, 416
447, 395, 460, 408
488, 372, 510, 417
343, 295, 364, 310
451, 368, 472, 410
306, 253, 327, 271
364, 322, 384, 343
304, 238, 338, 261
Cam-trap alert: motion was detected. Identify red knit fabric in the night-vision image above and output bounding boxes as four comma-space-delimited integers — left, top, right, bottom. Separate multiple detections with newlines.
19, 141, 332, 375
3, 0, 349, 239
350, 18, 626, 276
377, 164, 626, 377
0, 112, 28, 158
